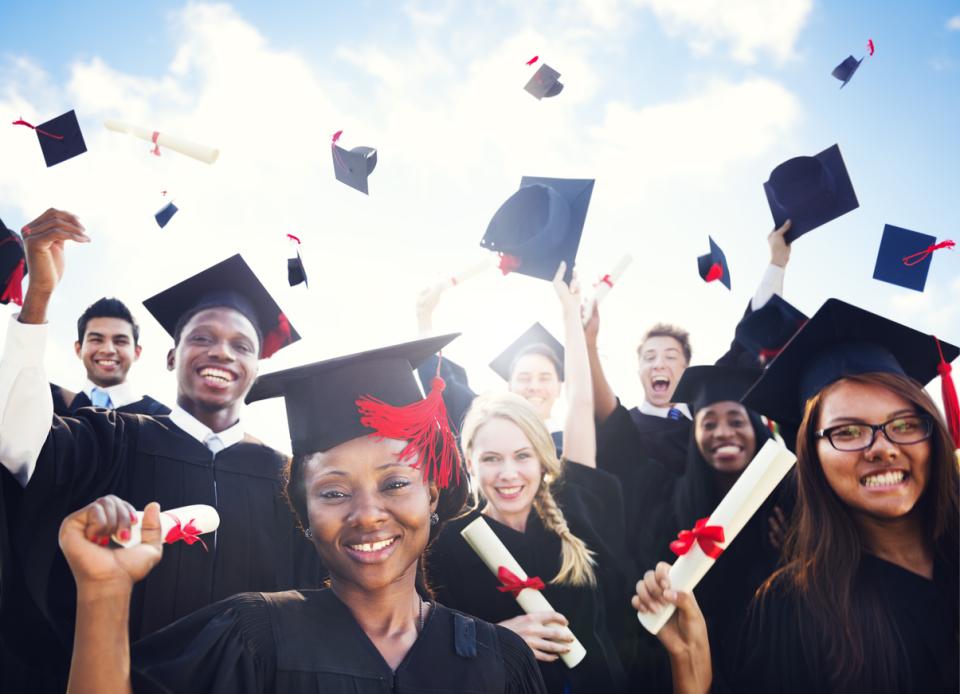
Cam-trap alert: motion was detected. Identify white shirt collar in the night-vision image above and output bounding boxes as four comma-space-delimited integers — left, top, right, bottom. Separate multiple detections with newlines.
82, 379, 140, 409
639, 400, 692, 420
169, 404, 245, 450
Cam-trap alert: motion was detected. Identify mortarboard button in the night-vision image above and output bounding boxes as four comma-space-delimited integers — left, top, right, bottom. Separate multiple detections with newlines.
524, 63, 564, 100
763, 144, 859, 243
735, 295, 808, 363
480, 176, 594, 283
831, 55, 863, 88
488, 322, 565, 382
0, 219, 27, 306
154, 202, 178, 229
697, 236, 731, 290
332, 131, 377, 194
13, 110, 87, 167
672, 365, 763, 415
872, 224, 952, 293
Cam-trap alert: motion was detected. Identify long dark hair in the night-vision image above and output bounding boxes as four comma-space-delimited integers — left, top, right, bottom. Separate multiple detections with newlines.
760, 372, 960, 691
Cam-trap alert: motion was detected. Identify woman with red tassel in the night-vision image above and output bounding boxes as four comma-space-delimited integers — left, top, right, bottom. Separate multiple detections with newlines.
634, 299, 960, 694
58, 334, 549, 693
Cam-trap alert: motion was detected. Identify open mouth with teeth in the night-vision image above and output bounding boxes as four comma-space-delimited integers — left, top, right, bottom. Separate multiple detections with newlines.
94, 358, 120, 371
651, 376, 671, 394
198, 366, 238, 387
493, 485, 525, 501
711, 443, 743, 458
860, 469, 909, 489
343, 535, 400, 562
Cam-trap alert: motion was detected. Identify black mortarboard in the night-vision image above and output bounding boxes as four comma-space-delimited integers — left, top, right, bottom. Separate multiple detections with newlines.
0, 219, 27, 306
332, 144, 377, 195
489, 322, 565, 382
524, 63, 563, 99
735, 294, 808, 363
742, 298, 959, 425
288, 251, 308, 288
154, 202, 178, 229
142, 254, 300, 359
246, 334, 462, 487
16, 110, 88, 167
763, 144, 859, 243
831, 55, 863, 88
481, 176, 594, 283
697, 236, 731, 290
672, 365, 763, 415
872, 224, 940, 293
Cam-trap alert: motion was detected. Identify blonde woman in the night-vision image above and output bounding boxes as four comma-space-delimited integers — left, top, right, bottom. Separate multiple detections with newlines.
426, 265, 637, 694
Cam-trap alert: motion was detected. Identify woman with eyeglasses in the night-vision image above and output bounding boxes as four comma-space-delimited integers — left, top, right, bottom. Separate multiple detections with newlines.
634, 299, 959, 694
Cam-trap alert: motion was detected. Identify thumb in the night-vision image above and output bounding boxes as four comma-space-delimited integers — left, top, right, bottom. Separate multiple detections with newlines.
141, 502, 163, 548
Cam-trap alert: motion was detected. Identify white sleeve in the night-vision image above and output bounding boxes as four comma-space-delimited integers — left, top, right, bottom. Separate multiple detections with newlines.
0, 315, 52, 486
750, 264, 786, 311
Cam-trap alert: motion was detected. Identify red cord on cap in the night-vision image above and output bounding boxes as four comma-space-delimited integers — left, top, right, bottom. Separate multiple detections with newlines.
902, 240, 954, 267
498, 253, 522, 275
0, 259, 25, 307
867, 39, 875, 56
526, 56, 539, 65
934, 336, 959, 448
12, 118, 64, 141
287, 233, 301, 245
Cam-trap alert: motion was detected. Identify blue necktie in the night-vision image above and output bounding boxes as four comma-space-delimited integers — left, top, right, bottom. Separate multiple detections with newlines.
667, 407, 684, 421
90, 387, 114, 409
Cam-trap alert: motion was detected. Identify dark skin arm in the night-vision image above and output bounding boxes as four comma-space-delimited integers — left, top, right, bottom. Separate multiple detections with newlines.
18, 209, 89, 325
583, 304, 618, 423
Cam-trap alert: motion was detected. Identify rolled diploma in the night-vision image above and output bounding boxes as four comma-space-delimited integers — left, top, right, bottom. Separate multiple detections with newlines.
582, 254, 633, 325
637, 439, 797, 634
437, 255, 497, 291
104, 119, 220, 164
111, 505, 220, 549
461, 516, 587, 668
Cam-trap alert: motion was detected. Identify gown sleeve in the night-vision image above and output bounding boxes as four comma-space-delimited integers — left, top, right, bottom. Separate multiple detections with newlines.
131, 592, 276, 694
495, 625, 548, 694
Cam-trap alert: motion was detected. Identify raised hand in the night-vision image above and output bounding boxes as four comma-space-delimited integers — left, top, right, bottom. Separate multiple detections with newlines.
768, 219, 792, 268
583, 301, 600, 348
499, 610, 574, 662
21, 208, 89, 295
416, 283, 445, 337
552, 261, 581, 318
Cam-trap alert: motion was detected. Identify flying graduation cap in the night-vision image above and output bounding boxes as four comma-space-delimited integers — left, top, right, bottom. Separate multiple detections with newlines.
286, 234, 308, 288
155, 202, 178, 229
331, 131, 377, 195
13, 110, 87, 167
697, 236, 731, 290
0, 218, 27, 306
489, 322, 565, 382
831, 55, 863, 88
524, 62, 564, 100
872, 224, 954, 293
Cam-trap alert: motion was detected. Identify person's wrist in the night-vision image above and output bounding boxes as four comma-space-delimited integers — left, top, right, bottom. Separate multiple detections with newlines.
76, 578, 134, 605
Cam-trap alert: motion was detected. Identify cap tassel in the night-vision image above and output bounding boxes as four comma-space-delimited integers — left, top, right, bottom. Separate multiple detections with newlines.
526, 55, 539, 65
261, 312, 291, 359
356, 370, 461, 490
705, 262, 724, 283
12, 117, 64, 141
902, 240, 954, 267
0, 258, 25, 306
498, 253, 522, 275
934, 336, 959, 448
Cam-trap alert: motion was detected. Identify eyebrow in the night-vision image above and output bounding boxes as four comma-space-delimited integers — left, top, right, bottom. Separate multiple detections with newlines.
316, 461, 409, 477
824, 409, 917, 426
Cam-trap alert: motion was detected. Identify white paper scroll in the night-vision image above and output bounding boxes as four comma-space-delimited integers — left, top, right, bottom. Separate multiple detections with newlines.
461, 516, 587, 668
581, 254, 633, 326
435, 255, 498, 292
104, 119, 220, 164
111, 505, 220, 549
637, 439, 797, 634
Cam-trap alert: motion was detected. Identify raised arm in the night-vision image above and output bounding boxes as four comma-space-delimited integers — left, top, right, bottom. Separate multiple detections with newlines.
583, 303, 617, 423
554, 263, 595, 467
750, 220, 791, 311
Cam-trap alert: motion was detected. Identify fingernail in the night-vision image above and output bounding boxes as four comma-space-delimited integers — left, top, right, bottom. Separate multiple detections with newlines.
119, 529, 130, 541
21, 225, 29, 234
98, 537, 110, 546
664, 589, 677, 601
130, 511, 138, 524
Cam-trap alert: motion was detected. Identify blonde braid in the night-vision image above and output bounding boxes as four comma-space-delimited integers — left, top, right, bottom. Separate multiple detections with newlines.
534, 475, 597, 587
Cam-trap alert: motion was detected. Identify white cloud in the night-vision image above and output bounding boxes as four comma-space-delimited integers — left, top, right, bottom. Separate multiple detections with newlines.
947, 15, 960, 31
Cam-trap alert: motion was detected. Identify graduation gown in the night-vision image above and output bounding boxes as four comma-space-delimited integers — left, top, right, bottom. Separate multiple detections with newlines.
726, 553, 960, 693
130, 589, 546, 694
50, 382, 171, 416
1, 409, 324, 689
426, 462, 637, 694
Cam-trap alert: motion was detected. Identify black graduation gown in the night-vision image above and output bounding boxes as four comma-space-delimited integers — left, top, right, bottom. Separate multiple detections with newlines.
1, 409, 324, 689
426, 462, 636, 694
50, 382, 171, 416
726, 553, 960, 694
130, 589, 547, 694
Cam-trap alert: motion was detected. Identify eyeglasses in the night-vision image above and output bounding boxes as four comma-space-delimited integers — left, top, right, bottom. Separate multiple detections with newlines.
815, 415, 934, 452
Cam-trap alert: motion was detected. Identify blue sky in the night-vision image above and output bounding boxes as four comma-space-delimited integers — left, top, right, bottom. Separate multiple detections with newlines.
1, 1, 958, 451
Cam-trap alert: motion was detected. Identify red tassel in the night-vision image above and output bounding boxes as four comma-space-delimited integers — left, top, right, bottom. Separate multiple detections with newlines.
498, 253, 522, 275
705, 262, 723, 283
867, 39, 875, 56
331, 130, 343, 144
0, 258, 25, 306
902, 240, 954, 267
356, 376, 461, 489
286, 233, 301, 245
934, 336, 960, 448
12, 117, 64, 141
526, 55, 539, 66
151, 131, 162, 157
261, 312, 291, 359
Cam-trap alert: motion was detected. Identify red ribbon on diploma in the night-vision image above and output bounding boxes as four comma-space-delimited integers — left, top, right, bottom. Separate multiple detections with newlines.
902, 240, 954, 267
597, 274, 613, 288
669, 518, 725, 559
164, 517, 208, 551
151, 131, 161, 157
496, 566, 545, 597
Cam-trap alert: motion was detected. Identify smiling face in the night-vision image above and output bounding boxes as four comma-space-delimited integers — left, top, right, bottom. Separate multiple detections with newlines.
638, 335, 688, 407
169, 307, 259, 413
75, 317, 141, 387
468, 416, 542, 530
303, 436, 438, 592
815, 380, 931, 522
695, 401, 757, 473
508, 352, 562, 420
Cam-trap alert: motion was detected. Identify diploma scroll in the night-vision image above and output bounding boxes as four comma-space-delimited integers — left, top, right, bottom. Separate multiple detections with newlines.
104, 119, 220, 164
581, 254, 633, 325
435, 255, 497, 291
112, 505, 220, 549
637, 439, 797, 634
461, 517, 587, 668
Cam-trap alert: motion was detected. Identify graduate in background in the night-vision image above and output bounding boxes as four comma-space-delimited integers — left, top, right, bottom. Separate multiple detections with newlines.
50, 296, 170, 416
0, 208, 322, 692
426, 264, 638, 693
59, 336, 547, 694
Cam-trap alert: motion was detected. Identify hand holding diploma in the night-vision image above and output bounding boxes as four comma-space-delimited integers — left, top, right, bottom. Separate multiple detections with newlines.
104, 119, 220, 164
112, 504, 220, 550
581, 254, 632, 326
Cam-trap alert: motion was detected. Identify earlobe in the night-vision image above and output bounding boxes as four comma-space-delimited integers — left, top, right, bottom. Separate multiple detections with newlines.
134, 345, 143, 361
74, 341, 81, 358
166, 348, 176, 371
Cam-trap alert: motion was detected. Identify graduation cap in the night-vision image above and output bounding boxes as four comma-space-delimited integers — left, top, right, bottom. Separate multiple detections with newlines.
489, 322, 565, 382
246, 334, 462, 487
524, 63, 563, 100
742, 298, 960, 431
763, 144, 859, 243
831, 55, 863, 88
154, 202, 178, 229
872, 224, 948, 293
735, 294, 808, 363
697, 236, 731, 290
672, 365, 763, 415
332, 134, 377, 195
143, 254, 300, 359
288, 251, 308, 288
480, 176, 594, 284
0, 219, 27, 306
13, 110, 87, 167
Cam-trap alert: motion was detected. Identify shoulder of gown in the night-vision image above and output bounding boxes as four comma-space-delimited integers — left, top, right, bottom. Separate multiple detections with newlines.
494, 623, 548, 694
